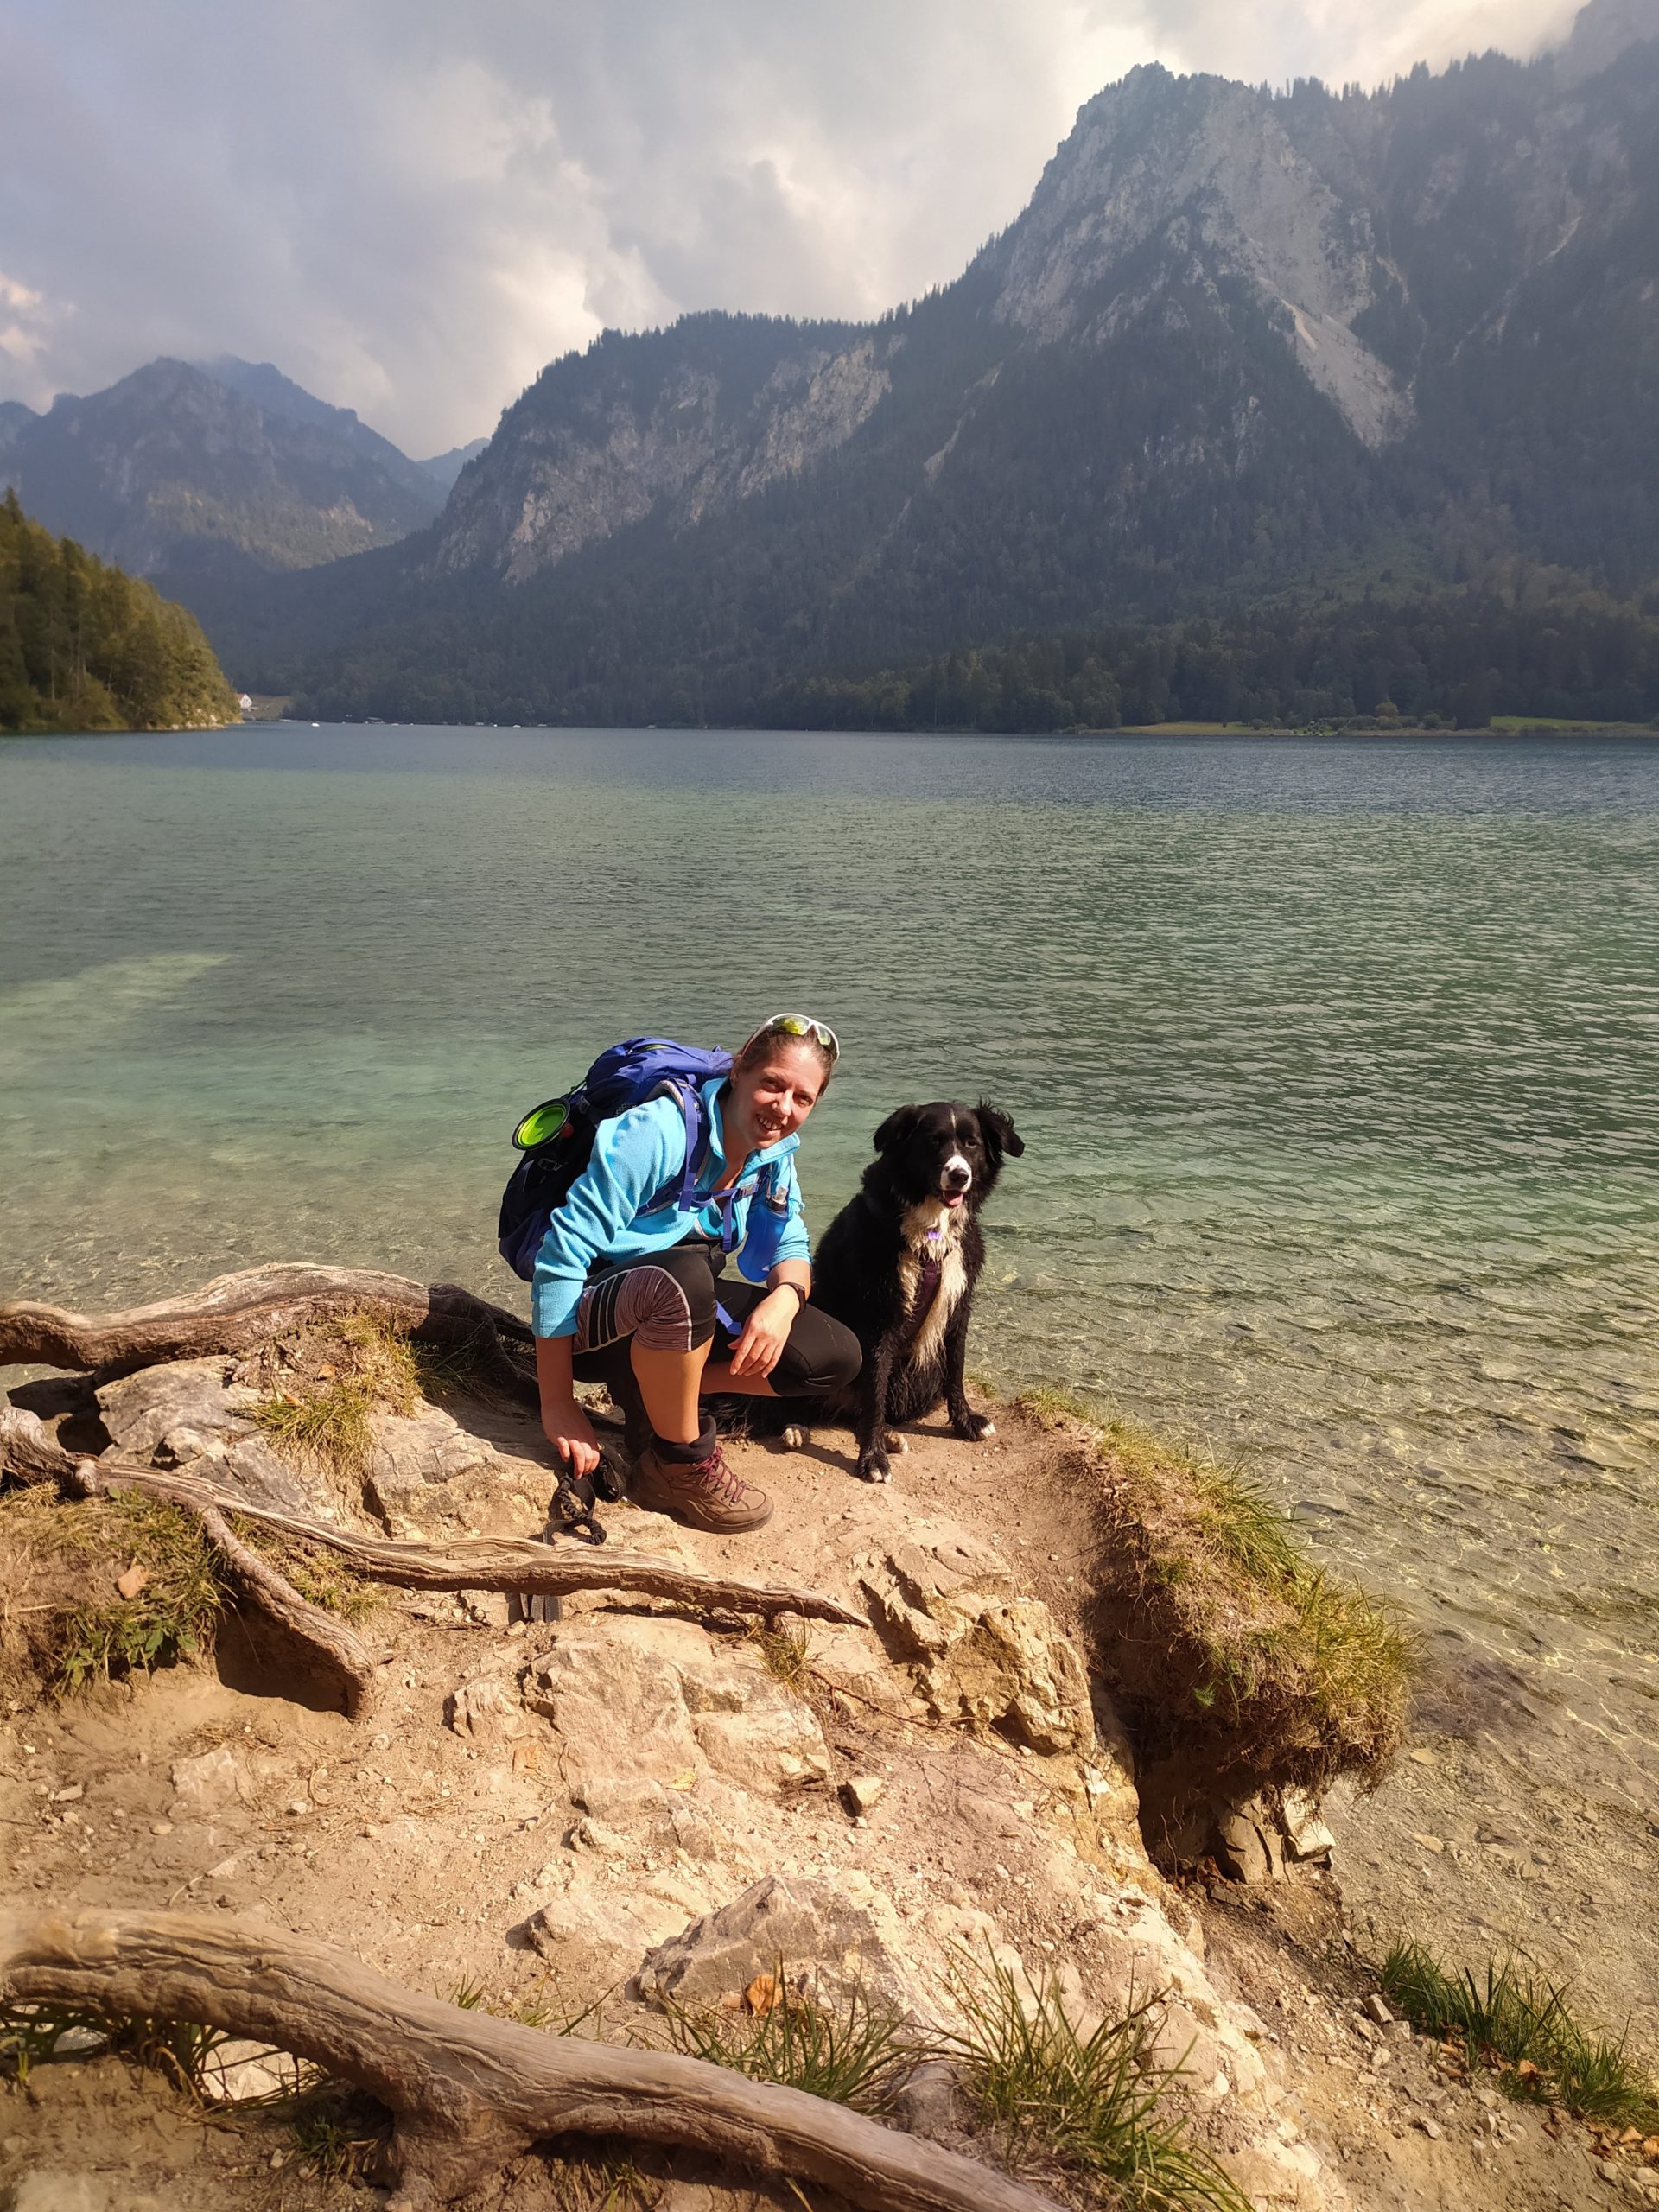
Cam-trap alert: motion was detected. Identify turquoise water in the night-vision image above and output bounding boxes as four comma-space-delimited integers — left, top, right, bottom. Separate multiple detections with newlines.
3, 726, 1657, 1802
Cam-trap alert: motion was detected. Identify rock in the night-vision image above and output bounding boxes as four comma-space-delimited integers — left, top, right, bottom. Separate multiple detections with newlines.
634, 1872, 917, 2012
524, 1617, 830, 1803
1364, 1993, 1395, 2027
889, 2058, 963, 2139
861, 1535, 1097, 1756
96, 1357, 314, 1514
1281, 1789, 1336, 1863
521, 1891, 665, 1999
840, 1775, 886, 1816
362, 1403, 499, 1526
168, 1745, 246, 1817
10, 2178, 118, 2212
1226, 2133, 1327, 2207
446, 1674, 531, 1743
461, 1589, 513, 1629
1214, 1798, 1285, 1884
201, 2037, 304, 2102
48, 2026, 110, 2056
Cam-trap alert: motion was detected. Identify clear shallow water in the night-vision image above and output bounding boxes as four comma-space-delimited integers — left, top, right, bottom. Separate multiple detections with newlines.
3, 726, 1656, 1804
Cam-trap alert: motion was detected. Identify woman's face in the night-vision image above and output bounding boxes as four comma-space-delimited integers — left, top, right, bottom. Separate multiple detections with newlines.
728, 1040, 826, 1154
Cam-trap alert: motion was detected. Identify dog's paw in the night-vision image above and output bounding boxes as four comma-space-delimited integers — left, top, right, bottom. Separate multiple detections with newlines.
780, 1423, 809, 1451
880, 1431, 911, 1456
857, 1448, 893, 1484
953, 1412, 996, 1443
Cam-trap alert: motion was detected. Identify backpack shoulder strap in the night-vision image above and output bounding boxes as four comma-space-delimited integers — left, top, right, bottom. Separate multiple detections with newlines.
639, 1078, 711, 1217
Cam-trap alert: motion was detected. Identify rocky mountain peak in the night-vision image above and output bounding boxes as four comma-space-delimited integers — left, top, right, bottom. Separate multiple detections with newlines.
983, 63, 1411, 448
1554, 0, 1659, 81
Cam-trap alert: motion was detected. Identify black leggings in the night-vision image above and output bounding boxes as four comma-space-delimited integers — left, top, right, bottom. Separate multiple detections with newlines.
569, 1240, 861, 1404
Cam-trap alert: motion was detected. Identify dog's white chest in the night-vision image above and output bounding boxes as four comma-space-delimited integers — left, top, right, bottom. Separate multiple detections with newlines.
898, 1202, 968, 1364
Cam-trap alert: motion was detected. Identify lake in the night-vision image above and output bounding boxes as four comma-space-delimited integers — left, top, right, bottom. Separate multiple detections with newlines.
3, 724, 1656, 1808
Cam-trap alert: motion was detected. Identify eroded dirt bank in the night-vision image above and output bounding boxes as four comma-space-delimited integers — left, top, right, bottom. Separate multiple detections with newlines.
1, 1299, 1652, 2212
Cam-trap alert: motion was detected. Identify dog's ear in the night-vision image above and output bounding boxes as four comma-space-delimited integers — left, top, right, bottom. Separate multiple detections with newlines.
873, 1104, 921, 1154
975, 1102, 1025, 1160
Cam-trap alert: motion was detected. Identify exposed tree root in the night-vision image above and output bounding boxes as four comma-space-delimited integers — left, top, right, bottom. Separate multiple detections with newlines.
0, 1408, 868, 1632
0, 1909, 1058, 2212
0, 1264, 536, 1392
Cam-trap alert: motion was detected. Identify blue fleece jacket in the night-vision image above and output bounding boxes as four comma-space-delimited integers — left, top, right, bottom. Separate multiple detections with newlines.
531, 1077, 812, 1339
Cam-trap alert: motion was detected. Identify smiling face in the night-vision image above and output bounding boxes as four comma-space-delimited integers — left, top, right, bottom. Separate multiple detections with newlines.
726, 1039, 826, 1155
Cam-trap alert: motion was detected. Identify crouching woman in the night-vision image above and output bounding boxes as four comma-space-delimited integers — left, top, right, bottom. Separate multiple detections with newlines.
531, 1016, 861, 1534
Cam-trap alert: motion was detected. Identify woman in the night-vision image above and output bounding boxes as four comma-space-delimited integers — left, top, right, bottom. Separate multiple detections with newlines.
532, 1014, 861, 1534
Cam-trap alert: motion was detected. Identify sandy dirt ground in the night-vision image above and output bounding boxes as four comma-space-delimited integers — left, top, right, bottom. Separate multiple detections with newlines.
2, 1381, 1651, 2211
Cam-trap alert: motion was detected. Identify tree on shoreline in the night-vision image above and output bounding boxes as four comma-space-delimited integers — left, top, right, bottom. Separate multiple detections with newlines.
0, 492, 239, 734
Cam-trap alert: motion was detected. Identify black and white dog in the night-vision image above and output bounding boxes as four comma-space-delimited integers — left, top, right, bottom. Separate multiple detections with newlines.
795, 1100, 1024, 1483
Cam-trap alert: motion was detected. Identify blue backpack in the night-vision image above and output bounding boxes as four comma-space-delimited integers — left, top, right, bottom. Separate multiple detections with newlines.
497, 1037, 737, 1281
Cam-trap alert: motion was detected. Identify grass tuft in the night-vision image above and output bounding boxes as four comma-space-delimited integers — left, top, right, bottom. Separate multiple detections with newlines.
51, 1494, 226, 1694
1381, 1942, 1659, 2127
659, 1974, 922, 2116
0, 1999, 250, 2101
942, 1948, 1249, 2210
748, 1616, 814, 1694
250, 1310, 421, 1477
1021, 1390, 1417, 1808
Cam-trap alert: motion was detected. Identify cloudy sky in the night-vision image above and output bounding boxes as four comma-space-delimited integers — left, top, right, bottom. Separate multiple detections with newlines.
3, 0, 1584, 455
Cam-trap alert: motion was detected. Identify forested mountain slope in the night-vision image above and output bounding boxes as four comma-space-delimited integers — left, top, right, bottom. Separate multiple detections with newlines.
0, 491, 240, 733
219, 0, 1659, 722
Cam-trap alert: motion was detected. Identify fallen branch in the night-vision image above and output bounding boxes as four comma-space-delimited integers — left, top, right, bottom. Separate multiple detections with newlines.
0, 1408, 868, 1629
0, 1264, 535, 1383
0, 1408, 379, 1716
0, 1909, 1059, 2212
194, 1498, 379, 1719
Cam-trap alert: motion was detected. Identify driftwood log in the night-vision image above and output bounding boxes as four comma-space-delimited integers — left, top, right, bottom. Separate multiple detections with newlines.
0, 1408, 866, 1625
0, 1909, 1058, 2212
0, 1408, 868, 1719
0, 1264, 535, 1386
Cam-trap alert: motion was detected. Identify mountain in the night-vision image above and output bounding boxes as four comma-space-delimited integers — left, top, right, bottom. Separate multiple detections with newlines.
0, 400, 37, 460
418, 437, 488, 492
229, 0, 1659, 722
0, 359, 443, 609
196, 355, 445, 511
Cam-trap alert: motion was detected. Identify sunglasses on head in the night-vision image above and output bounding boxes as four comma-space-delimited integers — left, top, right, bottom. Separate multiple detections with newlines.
748, 1012, 841, 1062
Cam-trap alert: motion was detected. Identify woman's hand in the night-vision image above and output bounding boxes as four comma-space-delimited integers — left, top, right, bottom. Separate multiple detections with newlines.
728, 1287, 798, 1379
543, 1396, 601, 1478
536, 1336, 600, 1477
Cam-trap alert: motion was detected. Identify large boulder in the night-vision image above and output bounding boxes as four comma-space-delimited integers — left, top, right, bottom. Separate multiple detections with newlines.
632, 1872, 920, 2013
96, 1357, 315, 1516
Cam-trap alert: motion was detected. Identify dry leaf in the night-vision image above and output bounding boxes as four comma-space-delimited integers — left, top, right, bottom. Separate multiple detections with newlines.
1516, 2058, 1542, 2082
744, 1974, 781, 2016
116, 1563, 149, 1600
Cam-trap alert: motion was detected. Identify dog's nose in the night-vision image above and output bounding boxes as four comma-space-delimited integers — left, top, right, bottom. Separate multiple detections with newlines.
944, 1161, 972, 1192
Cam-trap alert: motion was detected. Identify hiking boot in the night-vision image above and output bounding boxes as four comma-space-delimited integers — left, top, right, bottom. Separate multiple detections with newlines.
629, 1438, 773, 1533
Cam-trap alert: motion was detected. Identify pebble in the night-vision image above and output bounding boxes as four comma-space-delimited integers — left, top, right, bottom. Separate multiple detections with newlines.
1417, 2117, 1441, 2139
1364, 1994, 1395, 2027
149, 1820, 173, 1836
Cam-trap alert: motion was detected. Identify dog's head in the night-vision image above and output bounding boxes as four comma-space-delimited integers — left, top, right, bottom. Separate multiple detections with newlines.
868, 1100, 1024, 1214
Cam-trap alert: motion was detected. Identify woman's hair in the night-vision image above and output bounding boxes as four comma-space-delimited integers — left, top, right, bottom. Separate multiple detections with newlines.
733, 1020, 836, 1088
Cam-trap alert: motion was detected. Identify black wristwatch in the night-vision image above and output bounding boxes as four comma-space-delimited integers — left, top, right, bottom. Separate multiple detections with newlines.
773, 1281, 807, 1314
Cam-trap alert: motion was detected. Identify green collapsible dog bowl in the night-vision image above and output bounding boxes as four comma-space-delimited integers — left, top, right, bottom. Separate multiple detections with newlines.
512, 1097, 570, 1153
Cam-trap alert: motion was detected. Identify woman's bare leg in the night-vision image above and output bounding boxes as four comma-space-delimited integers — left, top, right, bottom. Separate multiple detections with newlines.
631, 1340, 713, 1443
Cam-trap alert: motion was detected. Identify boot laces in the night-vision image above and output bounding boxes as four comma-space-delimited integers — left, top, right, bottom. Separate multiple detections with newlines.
688, 1441, 747, 1505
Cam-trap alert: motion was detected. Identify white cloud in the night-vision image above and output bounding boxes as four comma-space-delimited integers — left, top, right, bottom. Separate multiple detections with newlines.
0, 0, 1586, 454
